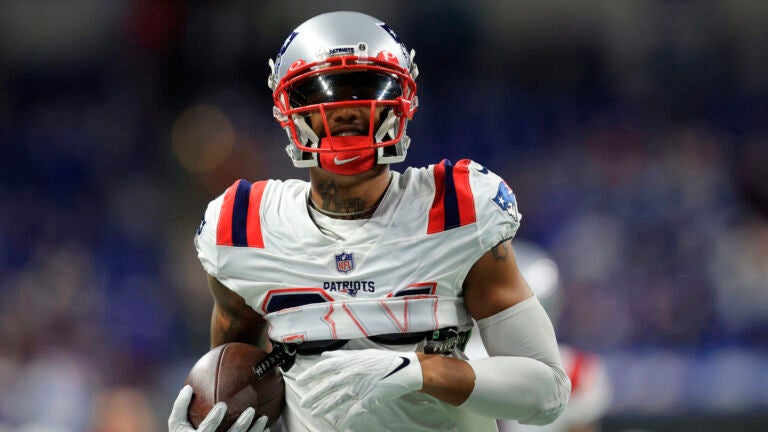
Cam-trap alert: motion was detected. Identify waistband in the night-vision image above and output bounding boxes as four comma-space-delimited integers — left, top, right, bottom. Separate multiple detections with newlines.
253, 327, 471, 378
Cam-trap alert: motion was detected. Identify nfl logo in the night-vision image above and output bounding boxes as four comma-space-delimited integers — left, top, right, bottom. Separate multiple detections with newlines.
335, 252, 354, 273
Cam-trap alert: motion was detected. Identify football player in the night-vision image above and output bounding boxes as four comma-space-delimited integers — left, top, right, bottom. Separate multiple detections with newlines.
169, 11, 570, 432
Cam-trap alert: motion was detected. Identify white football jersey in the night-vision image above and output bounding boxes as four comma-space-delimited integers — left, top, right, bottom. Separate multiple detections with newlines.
195, 159, 521, 432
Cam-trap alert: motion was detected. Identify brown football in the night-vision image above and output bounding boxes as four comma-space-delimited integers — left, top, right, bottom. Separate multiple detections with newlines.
185, 343, 284, 431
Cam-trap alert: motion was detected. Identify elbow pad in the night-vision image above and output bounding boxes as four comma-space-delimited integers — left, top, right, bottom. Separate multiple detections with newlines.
460, 296, 571, 424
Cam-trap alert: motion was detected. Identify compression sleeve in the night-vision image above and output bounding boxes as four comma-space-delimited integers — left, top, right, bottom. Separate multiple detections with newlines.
459, 296, 571, 425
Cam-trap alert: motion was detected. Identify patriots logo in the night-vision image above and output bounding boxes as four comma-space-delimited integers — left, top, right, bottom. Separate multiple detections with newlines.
491, 181, 520, 222
342, 287, 359, 297
335, 252, 354, 273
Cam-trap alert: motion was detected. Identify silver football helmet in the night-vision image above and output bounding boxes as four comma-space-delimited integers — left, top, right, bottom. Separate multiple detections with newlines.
268, 11, 419, 175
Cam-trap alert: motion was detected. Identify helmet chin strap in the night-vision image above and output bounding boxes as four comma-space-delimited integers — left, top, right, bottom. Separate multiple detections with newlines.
317, 135, 376, 175
294, 114, 319, 145
375, 110, 397, 142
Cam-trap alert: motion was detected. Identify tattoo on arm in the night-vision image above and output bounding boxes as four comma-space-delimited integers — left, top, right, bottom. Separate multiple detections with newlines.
491, 241, 510, 261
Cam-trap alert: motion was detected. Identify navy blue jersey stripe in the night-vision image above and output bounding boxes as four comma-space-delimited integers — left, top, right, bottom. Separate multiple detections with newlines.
231, 179, 253, 247
443, 160, 461, 230
265, 292, 330, 313
393, 286, 433, 297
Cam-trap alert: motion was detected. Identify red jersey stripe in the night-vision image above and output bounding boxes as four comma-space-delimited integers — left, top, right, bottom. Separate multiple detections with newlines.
454, 159, 477, 226
427, 160, 447, 234
216, 180, 240, 246
246, 180, 267, 248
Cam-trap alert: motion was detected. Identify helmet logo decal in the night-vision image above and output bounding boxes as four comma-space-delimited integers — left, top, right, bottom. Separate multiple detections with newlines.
377, 23, 410, 65
288, 59, 306, 71
376, 50, 399, 65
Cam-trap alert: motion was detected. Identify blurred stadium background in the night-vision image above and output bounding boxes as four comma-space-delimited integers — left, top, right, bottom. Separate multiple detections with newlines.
1, 1, 767, 431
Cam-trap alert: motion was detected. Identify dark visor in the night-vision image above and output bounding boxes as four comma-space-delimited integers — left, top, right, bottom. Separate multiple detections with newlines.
289, 71, 402, 108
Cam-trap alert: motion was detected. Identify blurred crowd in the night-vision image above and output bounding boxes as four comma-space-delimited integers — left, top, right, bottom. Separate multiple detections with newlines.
0, 1, 766, 430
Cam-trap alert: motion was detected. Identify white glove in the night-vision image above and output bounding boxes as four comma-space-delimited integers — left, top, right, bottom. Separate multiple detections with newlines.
297, 349, 422, 428
168, 385, 270, 432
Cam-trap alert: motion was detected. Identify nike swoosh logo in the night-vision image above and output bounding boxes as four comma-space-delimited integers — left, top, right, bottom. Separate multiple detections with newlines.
383, 356, 410, 379
334, 155, 360, 165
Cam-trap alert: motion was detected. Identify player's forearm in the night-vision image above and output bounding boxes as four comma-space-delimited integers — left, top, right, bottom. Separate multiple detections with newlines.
416, 351, 570, 423
461, 355, 570, 424
460, 296, 571, 425
416, 353, 475, 405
